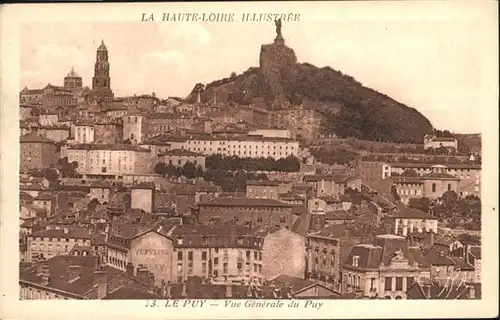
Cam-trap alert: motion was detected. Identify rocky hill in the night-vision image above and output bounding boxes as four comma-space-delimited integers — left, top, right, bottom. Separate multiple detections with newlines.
185, 27, 434, 144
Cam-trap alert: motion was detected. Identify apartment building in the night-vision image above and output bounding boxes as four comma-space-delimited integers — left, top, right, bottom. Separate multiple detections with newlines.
65, 144, 152, 179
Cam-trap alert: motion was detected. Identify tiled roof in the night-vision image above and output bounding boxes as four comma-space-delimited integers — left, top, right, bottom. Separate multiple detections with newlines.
28, 227, 92, 240
391, 176, 424, 184
325, 211, 356, 221
34, 193, 55, 201
130, 182, 155, 190
303, 174, 349, 183
344, 234, 428, 270
199, 197, 292, 208
390, 203, 437, 220
19, 255, 100, 297
406, 281, 478, 299
246, 180, 281, 187
20, 192, 34, 200
20, 134, 55, 144
422, 172, 460, 180
89, 180, 113, 189
159, 149, 204, 157
390, 162, 481, 170
469, 246, 481, 259
68, 144, 151, 152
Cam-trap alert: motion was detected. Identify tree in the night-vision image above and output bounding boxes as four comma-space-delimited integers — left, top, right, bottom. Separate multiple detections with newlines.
181, 162, 197, 179
123, 139, 132, 144
441, 190, 458, 207
154, 162, 167, 176
87, 198, 100, 211
408, 197, 430, 213
43, 168, 59, 182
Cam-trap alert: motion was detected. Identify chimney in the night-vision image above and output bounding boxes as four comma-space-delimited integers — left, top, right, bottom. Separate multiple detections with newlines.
196, 89, 201, 103
226, 284, 233, 298
40, 264, 50, 286
426, 284, 432, 299
93, 270, 108, 299
430, 232, 435, 247
63, 226, 69, 234
464, 244, 470, 264
126, 262, 135, 276
137, 266, 149, 283
68, 265, 80, 282
147, 271, 155, 292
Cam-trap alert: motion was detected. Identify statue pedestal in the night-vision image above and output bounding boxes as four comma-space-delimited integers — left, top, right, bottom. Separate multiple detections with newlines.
274, 35, 285, 45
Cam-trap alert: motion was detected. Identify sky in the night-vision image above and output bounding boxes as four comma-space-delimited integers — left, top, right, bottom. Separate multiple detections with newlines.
19, 2, 497, 134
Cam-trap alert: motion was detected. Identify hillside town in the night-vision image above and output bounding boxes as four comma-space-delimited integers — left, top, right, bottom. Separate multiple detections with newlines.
19, 26, 481, 301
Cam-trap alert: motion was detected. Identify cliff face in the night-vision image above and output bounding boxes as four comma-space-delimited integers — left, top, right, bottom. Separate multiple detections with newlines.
184, 34, 434, 144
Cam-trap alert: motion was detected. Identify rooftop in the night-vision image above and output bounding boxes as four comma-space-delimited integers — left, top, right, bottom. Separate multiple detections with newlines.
68, 144, 151, 152
199, 197, 292, 208
159, 149, 204, 157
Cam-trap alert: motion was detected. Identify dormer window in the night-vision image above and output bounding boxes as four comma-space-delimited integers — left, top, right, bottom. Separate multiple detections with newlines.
352, 255, 359, 267
177, 237, 183, 245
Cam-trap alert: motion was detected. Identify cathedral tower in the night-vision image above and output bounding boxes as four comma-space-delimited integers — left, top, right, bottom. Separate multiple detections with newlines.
90, 40, 114, 102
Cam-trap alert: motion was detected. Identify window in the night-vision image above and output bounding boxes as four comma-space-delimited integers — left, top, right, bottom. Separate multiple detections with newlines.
214, 257, 219, 265
447, 183, 451, 191
202, 251, 207, 260
395, 277, 403, 291
246, 251, 251, 260
202, 262, 207, 275
223, 263, 228, 274
257, 217, 263, 223
432, 183, 436, 192
237, 262, 242, 271
214, 248, 219, 254
187, 262, 193, 274
384, 277, 392, 291
352, 256, 359, 267
407, 277, 415, 287
279, 216, 286, 223
370, 278, 376, 291
177, 251, 183, 260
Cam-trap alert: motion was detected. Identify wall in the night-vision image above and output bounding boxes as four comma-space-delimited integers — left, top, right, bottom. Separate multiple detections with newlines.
131, 189, 153, 213
129, 231, 174, 285
262, 228, 306, 278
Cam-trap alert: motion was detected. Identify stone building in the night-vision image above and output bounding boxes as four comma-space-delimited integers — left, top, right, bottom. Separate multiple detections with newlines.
94, 120, 123, 144
157, 149, 206, 170
65, 144, 152, 179
20, 134, 58, 171
197, 197, 294, 228
89, 40, 114, 105
341, 234, 430, 299
305, 226, 342, 288
63, 67, 83, 89
390, 163, 481, 198
245, 180, 281, 200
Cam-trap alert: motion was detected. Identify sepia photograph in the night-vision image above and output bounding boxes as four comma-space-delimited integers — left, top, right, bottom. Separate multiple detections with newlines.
1, 1, 498, 319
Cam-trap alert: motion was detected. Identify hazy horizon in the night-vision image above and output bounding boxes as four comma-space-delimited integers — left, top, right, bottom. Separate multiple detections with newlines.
20, 5, 496, 135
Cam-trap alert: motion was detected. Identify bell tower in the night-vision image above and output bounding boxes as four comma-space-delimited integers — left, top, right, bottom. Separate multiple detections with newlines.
91, 39, 114, 101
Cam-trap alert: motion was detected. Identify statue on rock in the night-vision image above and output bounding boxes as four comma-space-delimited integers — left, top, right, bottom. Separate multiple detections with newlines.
274, 19, 285, 45
275, 18, 282, 37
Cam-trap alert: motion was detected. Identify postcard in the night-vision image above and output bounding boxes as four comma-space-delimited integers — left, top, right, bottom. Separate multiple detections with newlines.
0, 1, 498, 319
